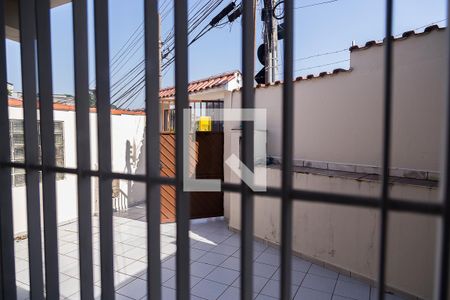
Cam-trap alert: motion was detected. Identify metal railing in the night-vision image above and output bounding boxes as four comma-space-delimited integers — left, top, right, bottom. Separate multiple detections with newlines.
0, 0, 448, 300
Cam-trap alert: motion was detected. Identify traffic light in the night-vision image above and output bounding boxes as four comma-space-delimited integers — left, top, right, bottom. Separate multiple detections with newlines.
255, 44, 266, 84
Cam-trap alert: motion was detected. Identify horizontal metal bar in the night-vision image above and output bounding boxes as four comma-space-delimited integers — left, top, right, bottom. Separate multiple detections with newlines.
1, 162, 175, 184
222, 182, 442, 214
1, 162, 443, 216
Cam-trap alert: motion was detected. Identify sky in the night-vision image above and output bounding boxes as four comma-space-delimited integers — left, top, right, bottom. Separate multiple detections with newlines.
5, 0, 447, 109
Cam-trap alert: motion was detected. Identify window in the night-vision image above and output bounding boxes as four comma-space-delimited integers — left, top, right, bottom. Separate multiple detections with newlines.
10, 119, 65, 186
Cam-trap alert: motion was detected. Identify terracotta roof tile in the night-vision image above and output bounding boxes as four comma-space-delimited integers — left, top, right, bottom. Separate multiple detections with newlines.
7, 98, 145, 116
159, 70, 240, 99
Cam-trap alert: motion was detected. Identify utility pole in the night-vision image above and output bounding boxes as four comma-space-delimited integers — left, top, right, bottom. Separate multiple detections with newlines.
159, 13, 162, 87
263, 0, 278, 84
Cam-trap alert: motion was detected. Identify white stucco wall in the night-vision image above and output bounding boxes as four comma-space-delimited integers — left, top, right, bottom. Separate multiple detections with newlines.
225, 28, 446, 172
224, 28, 447, 299
227, 167, 439, 299
8, 106, 145, 235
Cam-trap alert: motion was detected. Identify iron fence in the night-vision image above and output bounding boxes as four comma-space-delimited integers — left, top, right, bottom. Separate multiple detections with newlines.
0, 0, 448, 300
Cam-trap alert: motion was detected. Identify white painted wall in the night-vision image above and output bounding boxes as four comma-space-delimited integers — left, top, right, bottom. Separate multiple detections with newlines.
228, 167, 439, 299
225, 28, 446, 172
8, 106, 146, 235
224, 28, 447, 299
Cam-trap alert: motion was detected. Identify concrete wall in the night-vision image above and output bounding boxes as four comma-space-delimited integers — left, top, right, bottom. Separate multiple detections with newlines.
8, 106, 146, 235
224, 29, 447, 299
225, 29, 446, 172
228, 168, 439, 299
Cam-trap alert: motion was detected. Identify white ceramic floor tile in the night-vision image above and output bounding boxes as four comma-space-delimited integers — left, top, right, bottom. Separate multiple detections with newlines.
190, 279, 228, 300
218, 286, 240, 300
112, 271, 137, 289
206, 266, 240, 285
116, 278, 147, 300
308, 264, 339, 280
301, 273, 336, 294
197, 252, 228, 266
271, 269, 306, 286
60, 277, 81, 299
220, 256, 240, 271
162, 275, 201, 289
256, 253, 280, 267
190, 248, 207, 261
291, 257, 312, 273
259, 279, 299, 299
121, 247, 147, 260
334, 280, 370, 300
332, 295, 353, 300
210, 244, 239, 256
255, 294, 277, 300
254, 262, 278, 278
12, 216, 408, 300
161, 256, 176, 270
190, 261, 216, 278
160, 286, 175, 300
232, 275, 269, 293
117, 259, 146, 277
294, 287, 332, 300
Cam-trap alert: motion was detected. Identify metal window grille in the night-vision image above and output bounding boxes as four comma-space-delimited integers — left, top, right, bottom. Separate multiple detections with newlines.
0, 0, 448, 300
9, 120, 65, 186
162, 100, 224, 132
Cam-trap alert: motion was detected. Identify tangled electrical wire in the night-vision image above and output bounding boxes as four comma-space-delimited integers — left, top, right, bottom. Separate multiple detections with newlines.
109, 0, 242, 109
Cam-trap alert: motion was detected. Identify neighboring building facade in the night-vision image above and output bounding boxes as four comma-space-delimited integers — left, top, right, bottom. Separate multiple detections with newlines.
158, 71, 242, 132
127, 71, 243, 206
7, 98, 146, 235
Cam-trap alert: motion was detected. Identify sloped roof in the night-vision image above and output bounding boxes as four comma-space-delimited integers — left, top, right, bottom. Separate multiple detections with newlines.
7, 98, 145, 116
159, 70, 240, 99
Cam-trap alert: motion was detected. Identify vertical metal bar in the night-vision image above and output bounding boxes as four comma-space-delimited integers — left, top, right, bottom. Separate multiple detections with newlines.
72, 0, 94, 298
35, 0, 60, 298
18, 0, 45, 298
174, 0, 190, 298
93, 0, 115, 298
241, 1, 256, 300
144, 0, 162, 299
437, 1, 450, 298
0, 0, 17, 299
280, 0, 294, 299
378, 1, 394, 299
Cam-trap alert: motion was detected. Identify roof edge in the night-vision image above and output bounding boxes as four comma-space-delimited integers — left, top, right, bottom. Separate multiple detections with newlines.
231, 68, 352, 92
7, 98, 146, 116
349, 24, 445, 52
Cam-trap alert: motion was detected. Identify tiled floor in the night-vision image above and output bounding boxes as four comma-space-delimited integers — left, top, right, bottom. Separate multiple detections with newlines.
14, 208, 405, 300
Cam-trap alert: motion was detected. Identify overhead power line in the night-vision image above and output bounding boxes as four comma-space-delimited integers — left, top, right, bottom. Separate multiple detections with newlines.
111, 0, 237, 108
275, 58, 349, 76
295, 0, 338, 9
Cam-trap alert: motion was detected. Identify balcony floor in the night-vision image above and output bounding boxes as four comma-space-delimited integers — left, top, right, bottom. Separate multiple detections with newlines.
13, 206, 404, 300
